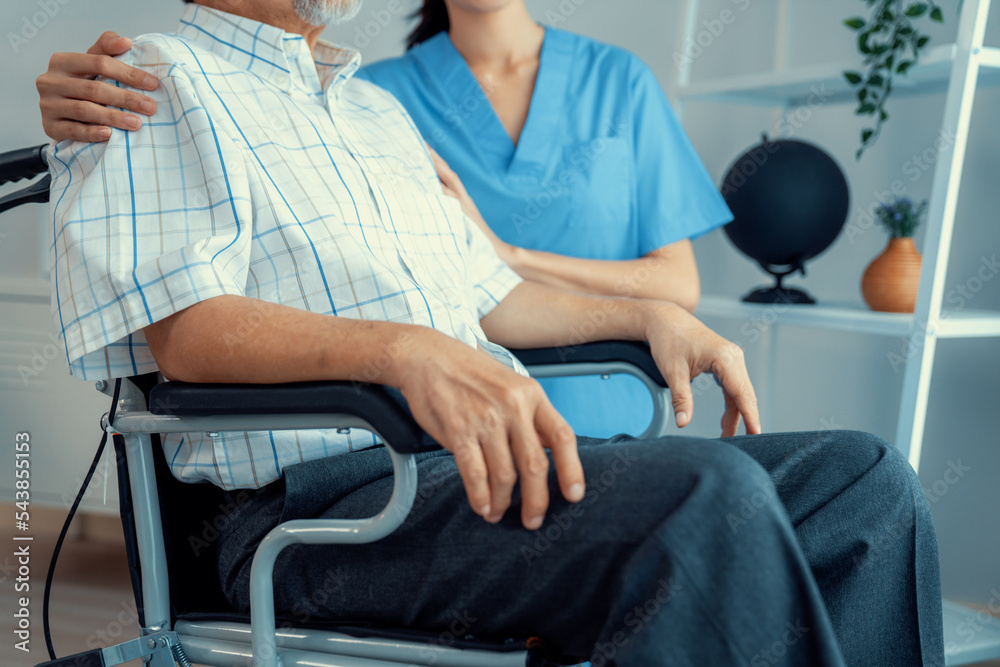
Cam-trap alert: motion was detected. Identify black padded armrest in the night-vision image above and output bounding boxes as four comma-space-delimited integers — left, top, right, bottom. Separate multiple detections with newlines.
0, 174, 51, 215
511, 341, 667, 388
148, 381, 435, 454
0, 144, 48, 185
145, 342, 665, 455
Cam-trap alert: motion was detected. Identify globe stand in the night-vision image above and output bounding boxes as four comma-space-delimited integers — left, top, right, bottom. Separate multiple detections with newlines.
721, 137, 850, 309
742, 264, 816, 305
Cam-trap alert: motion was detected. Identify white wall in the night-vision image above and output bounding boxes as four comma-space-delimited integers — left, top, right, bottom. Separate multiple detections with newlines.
0, 0, 997, 608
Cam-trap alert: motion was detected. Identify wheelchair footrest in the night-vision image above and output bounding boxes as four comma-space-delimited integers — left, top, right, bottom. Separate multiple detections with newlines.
35, 631, 185, 667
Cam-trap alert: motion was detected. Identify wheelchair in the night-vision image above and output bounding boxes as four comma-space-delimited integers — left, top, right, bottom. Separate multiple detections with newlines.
2, 144, 671, 667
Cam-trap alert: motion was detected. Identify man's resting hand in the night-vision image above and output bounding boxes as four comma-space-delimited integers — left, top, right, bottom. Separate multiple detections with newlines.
642, 302, 761, 437
389, 329, 584, 531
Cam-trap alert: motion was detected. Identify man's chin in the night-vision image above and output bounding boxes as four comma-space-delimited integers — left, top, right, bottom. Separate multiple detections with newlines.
330, 0, 363, 24
294, 0, 363, 27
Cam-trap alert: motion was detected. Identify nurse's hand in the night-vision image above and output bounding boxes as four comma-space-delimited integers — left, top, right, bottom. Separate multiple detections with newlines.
429, 145, 517, 264
37, 31, 159, 143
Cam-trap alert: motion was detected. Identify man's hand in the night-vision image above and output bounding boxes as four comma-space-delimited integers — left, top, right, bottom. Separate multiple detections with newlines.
37, 31, 159, 143
390, 329, 585, 530
144, 296, 584, 531
643, 302, 761, 437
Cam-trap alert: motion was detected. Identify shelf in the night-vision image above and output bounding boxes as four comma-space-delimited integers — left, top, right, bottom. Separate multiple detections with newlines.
697, 294, 913, 336
936, 310, 1000, 338
676, 44, 1000, 107
697, 294, 1000, 339
944, 600, 1000, 665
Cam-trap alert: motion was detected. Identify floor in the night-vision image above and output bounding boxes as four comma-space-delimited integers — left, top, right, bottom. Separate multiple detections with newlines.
1, 507, 141, 667
4, 504, 1000, 667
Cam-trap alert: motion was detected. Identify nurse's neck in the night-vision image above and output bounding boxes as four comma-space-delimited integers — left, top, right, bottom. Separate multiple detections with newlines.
447, 2, 545, 70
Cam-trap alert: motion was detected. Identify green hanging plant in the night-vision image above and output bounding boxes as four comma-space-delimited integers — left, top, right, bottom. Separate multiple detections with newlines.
843, 1, 947, 159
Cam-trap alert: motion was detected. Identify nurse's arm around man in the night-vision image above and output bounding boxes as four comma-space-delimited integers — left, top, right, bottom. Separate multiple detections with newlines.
36, 0, 727, 315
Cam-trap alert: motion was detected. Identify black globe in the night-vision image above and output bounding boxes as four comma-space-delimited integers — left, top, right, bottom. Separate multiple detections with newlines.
721, 137, 850, 303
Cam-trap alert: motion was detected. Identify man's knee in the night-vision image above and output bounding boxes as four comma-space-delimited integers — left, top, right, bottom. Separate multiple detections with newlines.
693, 441, 783, 531
646, 437, 780, 519
572, 438, 778, 539
827, 430, 919, 492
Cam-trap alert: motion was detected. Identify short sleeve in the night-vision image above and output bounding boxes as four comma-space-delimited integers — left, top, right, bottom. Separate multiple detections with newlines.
630, 59, 732, 256
464, 216, 523, 318
48, 38, 253, 380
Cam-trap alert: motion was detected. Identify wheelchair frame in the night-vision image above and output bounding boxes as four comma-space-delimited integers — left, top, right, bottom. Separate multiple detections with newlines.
105, 354, 670, 667
3, 143, 674, 667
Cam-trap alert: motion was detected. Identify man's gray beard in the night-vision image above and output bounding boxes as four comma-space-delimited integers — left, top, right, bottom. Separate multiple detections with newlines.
293, 0, 362, 26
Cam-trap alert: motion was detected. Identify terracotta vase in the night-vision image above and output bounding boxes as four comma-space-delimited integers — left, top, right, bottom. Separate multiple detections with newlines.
861, 237, 923, 313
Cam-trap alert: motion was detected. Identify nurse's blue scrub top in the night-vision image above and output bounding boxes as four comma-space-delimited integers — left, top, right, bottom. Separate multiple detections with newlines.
357, 28, 732, 438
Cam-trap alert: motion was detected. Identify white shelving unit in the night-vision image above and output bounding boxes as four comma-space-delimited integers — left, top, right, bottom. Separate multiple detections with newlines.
676, 1, 1000, 664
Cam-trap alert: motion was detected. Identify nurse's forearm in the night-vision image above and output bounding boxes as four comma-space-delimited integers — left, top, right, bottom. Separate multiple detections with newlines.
504, 240, 701, 312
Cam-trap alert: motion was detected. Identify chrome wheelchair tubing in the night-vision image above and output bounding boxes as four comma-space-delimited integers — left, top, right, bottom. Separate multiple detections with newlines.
109, 404, 426, 667
176, 620, 529, 667
248, 445, 418, 667
112, 412, 383, 435
525, 361, 671, 439
110, 378, 173, 632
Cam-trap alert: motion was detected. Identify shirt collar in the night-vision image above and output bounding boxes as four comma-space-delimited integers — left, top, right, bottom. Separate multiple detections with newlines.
176, 4, 360, 97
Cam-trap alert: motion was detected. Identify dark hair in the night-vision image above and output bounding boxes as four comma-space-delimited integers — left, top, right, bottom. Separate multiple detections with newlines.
406, 0, 449, 50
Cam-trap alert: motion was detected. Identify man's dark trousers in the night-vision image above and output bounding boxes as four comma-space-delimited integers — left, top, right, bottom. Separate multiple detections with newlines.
217, 430, 944, 666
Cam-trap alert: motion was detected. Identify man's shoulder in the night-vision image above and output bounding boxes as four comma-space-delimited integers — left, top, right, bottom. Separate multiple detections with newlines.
122, 32, 232, 82
345, 74, 415, 114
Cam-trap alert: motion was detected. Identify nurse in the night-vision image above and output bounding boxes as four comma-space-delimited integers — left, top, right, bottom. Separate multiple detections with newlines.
35, 1, 732, 437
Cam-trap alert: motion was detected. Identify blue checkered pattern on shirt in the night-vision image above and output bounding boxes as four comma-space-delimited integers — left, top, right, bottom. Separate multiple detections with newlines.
48, 5, 524, 489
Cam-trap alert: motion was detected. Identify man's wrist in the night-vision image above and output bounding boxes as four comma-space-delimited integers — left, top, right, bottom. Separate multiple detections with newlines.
369, 324, 446, 390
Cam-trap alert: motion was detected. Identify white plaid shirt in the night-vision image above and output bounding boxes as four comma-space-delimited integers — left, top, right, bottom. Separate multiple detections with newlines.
49, 5, 524, 489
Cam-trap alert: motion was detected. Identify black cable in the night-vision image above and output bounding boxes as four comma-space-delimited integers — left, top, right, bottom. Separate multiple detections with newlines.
43, 378, 122, 661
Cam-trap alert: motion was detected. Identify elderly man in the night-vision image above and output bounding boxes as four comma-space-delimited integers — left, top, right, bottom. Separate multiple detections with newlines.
48, 0, 943, 664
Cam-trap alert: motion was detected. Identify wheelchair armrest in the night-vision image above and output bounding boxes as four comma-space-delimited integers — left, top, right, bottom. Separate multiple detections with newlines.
0, 144, 48, 185
145, 342, 667, 455
0, 173, 51, 215
511, 341, 667, 388
148, 381, 436, 454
